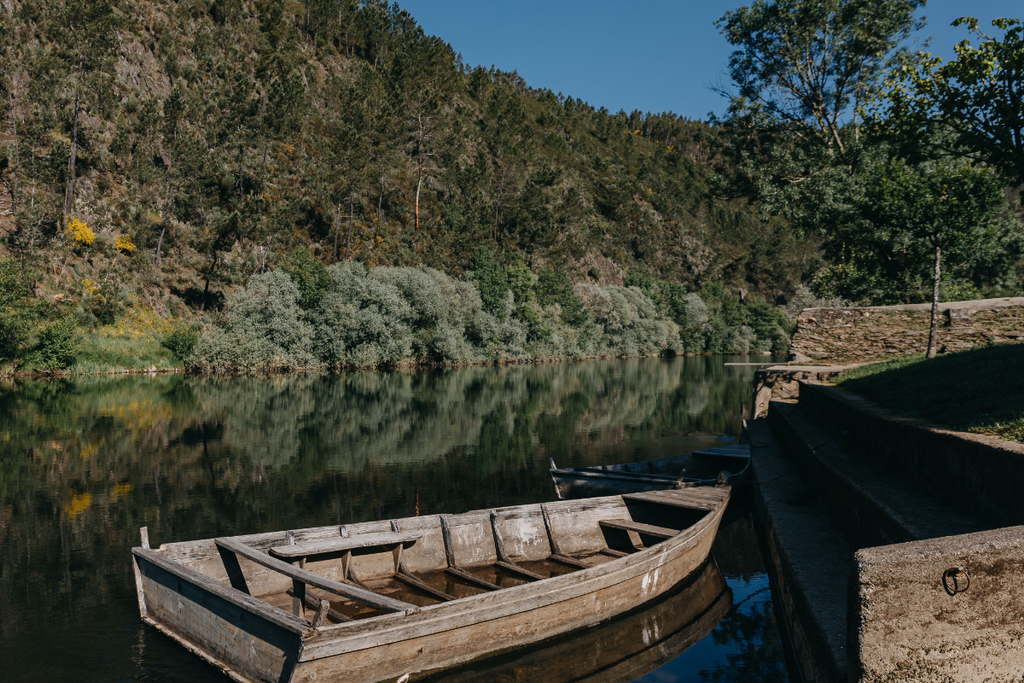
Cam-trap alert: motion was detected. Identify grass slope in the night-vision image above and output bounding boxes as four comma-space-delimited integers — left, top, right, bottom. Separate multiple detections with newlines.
837, 344, 1024, 443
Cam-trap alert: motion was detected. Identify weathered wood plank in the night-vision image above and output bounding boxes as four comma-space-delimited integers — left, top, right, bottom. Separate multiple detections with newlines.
494, 560, 544, 581
540, 504, 562, 556
311, 600, 331, 628
287, 587, 353, 623
446, 567, 500, 591
489, 510, 510, 563
623, 488, 728, 511
394, 571, 455, 602
599, 519, 678, 540
269, 531, 422, 559
215, 538, 417, 614
308, 494, 729, 647
599, 548, 630, 558
549, 554, 591, 569
133, 547, 309, 634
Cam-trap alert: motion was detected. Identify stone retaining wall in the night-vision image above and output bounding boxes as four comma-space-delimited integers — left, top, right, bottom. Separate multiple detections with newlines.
790, 297, 1024, 364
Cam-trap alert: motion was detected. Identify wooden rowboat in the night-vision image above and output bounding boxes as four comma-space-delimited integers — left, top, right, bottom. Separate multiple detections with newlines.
420, 557, 732, 683
131, 486, 731, 683
549, 443, 751, 500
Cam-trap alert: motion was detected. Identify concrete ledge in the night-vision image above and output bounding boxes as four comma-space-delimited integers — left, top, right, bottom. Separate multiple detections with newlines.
750, 418, 851, 683
797, 381, 1024, 529
851, 527, 1024, 682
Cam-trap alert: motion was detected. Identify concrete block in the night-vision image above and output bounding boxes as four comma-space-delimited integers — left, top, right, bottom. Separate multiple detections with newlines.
850, 526, 1024, 682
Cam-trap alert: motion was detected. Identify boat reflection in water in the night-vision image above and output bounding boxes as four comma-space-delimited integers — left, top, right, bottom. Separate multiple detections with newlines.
417, 558, 731, 682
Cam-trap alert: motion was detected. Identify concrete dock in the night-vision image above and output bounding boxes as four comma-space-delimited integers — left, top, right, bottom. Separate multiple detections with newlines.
750, 380, 1024, 682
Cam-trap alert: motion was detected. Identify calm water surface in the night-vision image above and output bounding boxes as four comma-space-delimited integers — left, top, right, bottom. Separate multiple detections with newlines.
0, 356, 790, 682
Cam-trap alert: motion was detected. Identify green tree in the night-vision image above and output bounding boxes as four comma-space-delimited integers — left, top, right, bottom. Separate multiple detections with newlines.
879, 17, 1024, 188
860, 162, 1002, 357
714, 0, 924, 242
468, 247, 509, 317
716, 0, 924, 154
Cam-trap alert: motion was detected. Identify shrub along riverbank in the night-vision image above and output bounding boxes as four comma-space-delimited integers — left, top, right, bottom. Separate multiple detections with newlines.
2, 248, 803, 375
188, 248, 794, 372
836, 344, 1024, 444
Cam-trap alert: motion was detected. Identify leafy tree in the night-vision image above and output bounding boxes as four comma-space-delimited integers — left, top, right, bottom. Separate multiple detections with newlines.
878, 17, 1024, 188
282, 247, 331, 309
468, 247, 509, 317
536, 271, 589, 328
716, 0, 924, 154
0, 257, 36, 359
859, 162, 1003, 357
714, 0, 925, 242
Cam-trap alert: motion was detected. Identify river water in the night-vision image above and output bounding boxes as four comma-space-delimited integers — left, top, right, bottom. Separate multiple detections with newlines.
0, 356, 790, 682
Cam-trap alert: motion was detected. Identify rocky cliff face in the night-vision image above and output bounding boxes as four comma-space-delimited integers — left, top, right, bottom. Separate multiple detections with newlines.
790, 298, 1024, 363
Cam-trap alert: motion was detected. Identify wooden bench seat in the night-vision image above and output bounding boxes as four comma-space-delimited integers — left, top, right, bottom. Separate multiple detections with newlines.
598, 519, 678, 541
215, 537, 417, 614
268, 531, 422, 559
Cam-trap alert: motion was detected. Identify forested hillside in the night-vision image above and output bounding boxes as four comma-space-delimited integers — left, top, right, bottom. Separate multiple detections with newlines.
1, 0, 1021, 372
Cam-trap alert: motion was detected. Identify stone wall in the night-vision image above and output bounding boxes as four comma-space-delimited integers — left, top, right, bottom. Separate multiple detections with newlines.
790, 297, 1024, 364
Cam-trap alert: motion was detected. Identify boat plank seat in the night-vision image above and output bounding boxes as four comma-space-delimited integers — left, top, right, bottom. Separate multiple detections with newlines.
623, 489, 728, 511
598, 519, 678, 541
268, 531, 422, 559
575, 467, 679, 480
215, 537, 418, 614
694, 447, 750, 457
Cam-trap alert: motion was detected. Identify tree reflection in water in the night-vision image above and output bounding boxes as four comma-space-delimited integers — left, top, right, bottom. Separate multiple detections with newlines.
0, 356, 788, 682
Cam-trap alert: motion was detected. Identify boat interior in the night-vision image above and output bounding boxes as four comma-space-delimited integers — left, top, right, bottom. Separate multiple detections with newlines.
152, 491, 721, 626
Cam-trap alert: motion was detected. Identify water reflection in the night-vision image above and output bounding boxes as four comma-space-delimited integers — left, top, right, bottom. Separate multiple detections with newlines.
0, 356, 786, 682
420, 560, 732, 683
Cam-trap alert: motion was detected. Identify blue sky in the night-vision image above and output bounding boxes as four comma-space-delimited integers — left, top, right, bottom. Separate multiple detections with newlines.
397, 0, 1022, 121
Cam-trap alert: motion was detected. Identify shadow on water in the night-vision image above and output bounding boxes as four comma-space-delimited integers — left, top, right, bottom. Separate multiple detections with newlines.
0, 356, 789, 682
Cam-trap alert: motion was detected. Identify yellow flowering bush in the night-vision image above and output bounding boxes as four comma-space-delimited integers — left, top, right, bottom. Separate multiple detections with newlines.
98, 305, 174, 341
66, 218, 95, 246
114, 235, 137, 254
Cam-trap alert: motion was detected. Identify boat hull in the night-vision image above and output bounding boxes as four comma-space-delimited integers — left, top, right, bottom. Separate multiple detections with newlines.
133, 488, 730, 683
551, 449, 750, 500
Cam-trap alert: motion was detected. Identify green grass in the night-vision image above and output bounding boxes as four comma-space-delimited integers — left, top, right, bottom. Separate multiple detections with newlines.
836, 343, 1024, 444
70, 334, 184, 374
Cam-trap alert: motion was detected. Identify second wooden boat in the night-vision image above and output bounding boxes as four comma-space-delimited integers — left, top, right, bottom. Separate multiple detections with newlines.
131, 486, 731, 683
549, 443, 751, 499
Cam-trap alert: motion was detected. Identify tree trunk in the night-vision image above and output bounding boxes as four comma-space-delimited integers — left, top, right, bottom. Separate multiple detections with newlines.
927, 242, 941, 359
373, 178, 384, 245
200, 276, 210, 312
155, 222, 167, 269
156, 182, 171, 269
8, 89, 19, 216
63, 91, 80, 226
344, 193, 354, 261
415, 154, 422, 233
332, 203, 340, 263
238, 143, 245, 206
